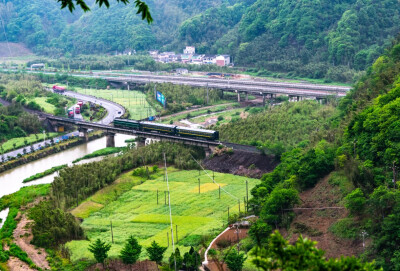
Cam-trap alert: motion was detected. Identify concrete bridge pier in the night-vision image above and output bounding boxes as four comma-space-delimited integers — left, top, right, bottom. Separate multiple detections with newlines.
204, 146, 215, 157
245, 92, 249, 101
106, 132, 116, 147
136, 137, 146, 148
79, 128, 89, 142
237, 91, 241, 102
262, 94, 266, 106
316, 97, 325, 104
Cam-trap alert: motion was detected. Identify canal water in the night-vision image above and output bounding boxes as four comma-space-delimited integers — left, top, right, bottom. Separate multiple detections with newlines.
0, 134, 134, 228
0, 134, 134, 198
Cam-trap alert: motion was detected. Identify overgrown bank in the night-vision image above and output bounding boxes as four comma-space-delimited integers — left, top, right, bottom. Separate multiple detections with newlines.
0, 132, 103, 174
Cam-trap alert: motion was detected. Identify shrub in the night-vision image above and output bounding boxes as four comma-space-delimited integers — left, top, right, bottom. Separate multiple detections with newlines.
344, 188, 366, 216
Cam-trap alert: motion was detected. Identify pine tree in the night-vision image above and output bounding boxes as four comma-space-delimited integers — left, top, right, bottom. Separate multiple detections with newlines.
120, 235, 142, 264
146, 241, 167, 265
88, 239, 111, 266
169, 248, 183, 270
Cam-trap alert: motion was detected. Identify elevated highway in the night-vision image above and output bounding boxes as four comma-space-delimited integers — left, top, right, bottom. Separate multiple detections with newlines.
101, 73, 350, 101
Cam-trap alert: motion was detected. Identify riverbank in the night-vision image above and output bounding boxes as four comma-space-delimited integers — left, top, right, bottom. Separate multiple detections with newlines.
22, 164, 68, 183
72, 147, 123, 163
0, 132, 103, 174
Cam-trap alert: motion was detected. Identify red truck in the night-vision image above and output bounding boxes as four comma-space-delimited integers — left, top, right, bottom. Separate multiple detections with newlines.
75, 106, 81, 114
67, 109, 74, 118
52, 85, 66, 93
77, 101, 84, 109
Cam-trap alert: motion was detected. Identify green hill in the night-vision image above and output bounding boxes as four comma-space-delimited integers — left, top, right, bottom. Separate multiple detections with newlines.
227, 36, 400, 270
2, 0, 400, 81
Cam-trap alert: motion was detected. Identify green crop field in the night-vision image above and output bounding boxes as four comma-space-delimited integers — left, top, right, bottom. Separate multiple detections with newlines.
71, 86, 156, 120
67, 168, 258, 262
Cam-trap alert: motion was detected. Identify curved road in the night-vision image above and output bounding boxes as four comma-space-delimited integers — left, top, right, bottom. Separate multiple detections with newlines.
1, 91, 125, 161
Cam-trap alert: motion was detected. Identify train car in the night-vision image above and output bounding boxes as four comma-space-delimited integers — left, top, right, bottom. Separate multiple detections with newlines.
113, 118, 141, 130
140, 121, 176, 134
176, 126, 219, 140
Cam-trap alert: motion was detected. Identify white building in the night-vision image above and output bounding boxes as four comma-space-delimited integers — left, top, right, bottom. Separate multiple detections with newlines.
216, 55, 231, 66
183, 46, 196, 55
203, 55, 216, 64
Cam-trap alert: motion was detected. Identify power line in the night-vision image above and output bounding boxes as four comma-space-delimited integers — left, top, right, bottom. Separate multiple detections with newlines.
190, 153, 239, 201
284, 207, 345, 211
163, 153, 177, 271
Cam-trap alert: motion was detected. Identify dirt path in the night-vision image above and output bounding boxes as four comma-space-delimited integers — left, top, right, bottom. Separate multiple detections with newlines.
13, 213, 50, 270
7, 257, 35, 271
204, 227, 249, 271
284, 175, 363, 258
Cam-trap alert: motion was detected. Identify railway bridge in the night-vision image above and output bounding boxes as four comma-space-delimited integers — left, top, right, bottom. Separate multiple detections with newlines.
47, 116, 222, 155
102, 73, 350, 105
47, 116, 260, 155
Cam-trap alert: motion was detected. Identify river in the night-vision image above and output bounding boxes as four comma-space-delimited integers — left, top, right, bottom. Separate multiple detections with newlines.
0, 134, 134, 199
0, 134, 134, 229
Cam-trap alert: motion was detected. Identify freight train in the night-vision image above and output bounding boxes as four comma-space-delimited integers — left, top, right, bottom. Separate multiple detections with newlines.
113, 118, 219, 141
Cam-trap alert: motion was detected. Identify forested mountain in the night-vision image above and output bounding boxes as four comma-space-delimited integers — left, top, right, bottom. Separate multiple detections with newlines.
173, 0, 400, 81
2, 0, 400, 81
0, 0, 82, 54
220, 37, 400, 269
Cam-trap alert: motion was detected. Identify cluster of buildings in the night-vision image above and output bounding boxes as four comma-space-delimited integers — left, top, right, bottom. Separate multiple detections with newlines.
149, 46, 231, 67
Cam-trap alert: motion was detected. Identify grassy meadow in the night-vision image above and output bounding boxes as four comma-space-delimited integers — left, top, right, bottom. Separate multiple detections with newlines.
72, 86, 156, 119
67, 168, 258, 262
31, 97, 57, 114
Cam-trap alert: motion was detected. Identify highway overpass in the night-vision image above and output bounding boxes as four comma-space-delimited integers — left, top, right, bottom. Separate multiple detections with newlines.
100, 73, 350, 103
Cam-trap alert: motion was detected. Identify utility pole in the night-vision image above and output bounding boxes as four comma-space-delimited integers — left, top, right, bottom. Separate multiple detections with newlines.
246, 180, 249, 211
176, 225, 178, 243
206, 83, 209, 105
110, 221, 114, 243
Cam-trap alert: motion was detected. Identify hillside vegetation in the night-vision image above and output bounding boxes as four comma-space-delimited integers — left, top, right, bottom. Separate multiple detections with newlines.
218, 101, 337, 156
2, 0, 400, 81
236, 37, 400, 270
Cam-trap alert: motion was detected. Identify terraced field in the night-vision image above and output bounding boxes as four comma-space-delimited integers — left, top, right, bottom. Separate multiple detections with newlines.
67, 168, 258, 262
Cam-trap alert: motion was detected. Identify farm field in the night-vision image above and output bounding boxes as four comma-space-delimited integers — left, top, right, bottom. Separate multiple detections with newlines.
67, 167, 258, 262
72, 86, 156, 119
